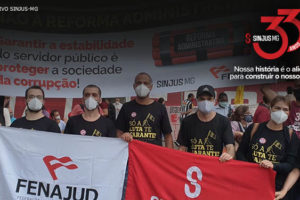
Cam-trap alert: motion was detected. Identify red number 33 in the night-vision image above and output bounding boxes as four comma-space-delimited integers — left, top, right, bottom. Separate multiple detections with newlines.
253, 9, 300, 59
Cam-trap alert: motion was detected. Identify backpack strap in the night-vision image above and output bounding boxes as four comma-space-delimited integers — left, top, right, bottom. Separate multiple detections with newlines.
237, 122, 243, 132
250, 123, 260, 141
288, 128, 293, 141
280, 127, 294, 149
227, 105, 233, 118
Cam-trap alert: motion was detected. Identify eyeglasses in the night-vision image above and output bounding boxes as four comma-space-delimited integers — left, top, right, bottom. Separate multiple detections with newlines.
27, 95, 43, 100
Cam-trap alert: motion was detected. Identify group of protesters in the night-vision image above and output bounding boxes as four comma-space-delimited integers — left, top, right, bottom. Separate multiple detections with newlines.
0, 72, 300, 200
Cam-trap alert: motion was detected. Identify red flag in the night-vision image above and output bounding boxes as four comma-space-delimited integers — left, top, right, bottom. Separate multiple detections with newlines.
126, 140, 276, 200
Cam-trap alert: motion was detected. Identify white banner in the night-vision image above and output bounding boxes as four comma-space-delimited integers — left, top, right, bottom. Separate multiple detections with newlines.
0, 17, 272, 98
0, 127, 128, 200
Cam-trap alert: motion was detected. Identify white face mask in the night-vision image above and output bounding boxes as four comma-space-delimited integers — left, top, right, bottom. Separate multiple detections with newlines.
27, 98, 43, 112
55, 116, 61, 120
85, 97, 98, 111
219, 101, 228, 108
135, 84, 150, 98
271, 110, 288, 124
197, 100, 214, 114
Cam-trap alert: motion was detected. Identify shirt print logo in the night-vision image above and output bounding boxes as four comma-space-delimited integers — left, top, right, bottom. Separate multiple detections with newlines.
131, 112, 137, 118
92, 129, 102, 137
266, 140, 282, 154
259, 138, 266, 144
190, 130, 219, 157
204, 130, 216, 145
80, 129, 86, 136
43, 155, 78, 180
129, 113, 157, 139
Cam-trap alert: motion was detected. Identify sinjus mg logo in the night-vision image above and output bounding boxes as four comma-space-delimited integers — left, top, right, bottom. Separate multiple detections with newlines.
245, 9, 300, 59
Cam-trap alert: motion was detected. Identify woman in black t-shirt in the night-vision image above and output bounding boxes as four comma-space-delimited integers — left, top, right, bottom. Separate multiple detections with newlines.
237, 96, 299, 200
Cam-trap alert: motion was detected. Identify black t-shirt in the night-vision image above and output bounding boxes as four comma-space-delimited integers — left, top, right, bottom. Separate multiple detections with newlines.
236, 122, 299, 190
116, 100, 172, 146
108, 103, 116, 121
177, 113, 234, 157
64, 115, 116, 137
295, 145, 300, 195
297, 144, 300, 169
11, 116, 61, 133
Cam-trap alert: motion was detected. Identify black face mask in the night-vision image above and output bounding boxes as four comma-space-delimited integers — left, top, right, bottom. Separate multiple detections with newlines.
294, 88, 300, 101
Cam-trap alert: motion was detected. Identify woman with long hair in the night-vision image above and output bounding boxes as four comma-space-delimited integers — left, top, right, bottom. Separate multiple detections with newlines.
230, 105, 252, 150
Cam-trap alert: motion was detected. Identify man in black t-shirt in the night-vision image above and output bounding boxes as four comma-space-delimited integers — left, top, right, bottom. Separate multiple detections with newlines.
177, 85, 234, 162
116, 72, 173, 148
64, 85, 116, 137
11, 86, 60, 133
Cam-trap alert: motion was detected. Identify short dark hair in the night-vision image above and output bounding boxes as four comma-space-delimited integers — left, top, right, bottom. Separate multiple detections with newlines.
83, 85, 101, 97
25, 86, 45, 99
50, 109, 59, 118
157, 98, 165, 104
218, 92, 228, 100
188, 93, 194, 99
134, 72, 153, 84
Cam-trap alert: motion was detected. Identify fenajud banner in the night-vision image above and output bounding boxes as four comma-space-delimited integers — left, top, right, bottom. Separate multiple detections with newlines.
0, 127, 128, 200
125, 140, 276, 200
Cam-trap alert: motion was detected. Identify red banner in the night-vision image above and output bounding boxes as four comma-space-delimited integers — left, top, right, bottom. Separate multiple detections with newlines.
126, 140, 276, 200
